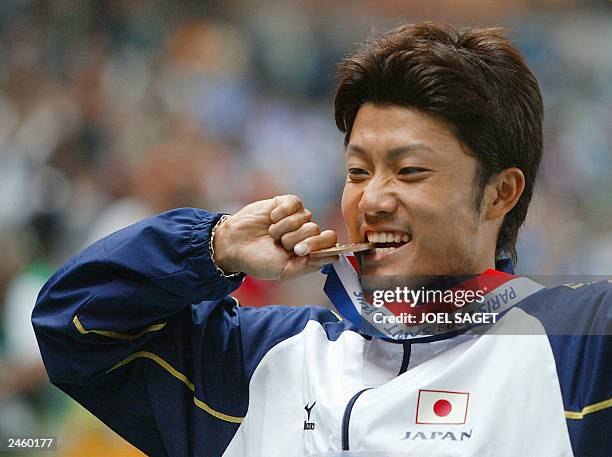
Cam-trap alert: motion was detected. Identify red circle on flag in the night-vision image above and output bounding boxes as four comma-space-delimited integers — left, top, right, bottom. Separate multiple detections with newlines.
433, 399, 452, 417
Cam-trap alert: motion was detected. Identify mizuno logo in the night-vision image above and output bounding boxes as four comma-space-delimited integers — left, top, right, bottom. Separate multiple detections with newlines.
304, 402, 316, 430
305, 402, 316, 420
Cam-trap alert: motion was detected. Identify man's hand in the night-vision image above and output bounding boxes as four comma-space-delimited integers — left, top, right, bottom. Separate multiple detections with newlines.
212, 195, 338, 280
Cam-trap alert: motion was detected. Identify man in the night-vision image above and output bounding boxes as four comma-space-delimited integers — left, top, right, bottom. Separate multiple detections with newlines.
33, 23, 610, 456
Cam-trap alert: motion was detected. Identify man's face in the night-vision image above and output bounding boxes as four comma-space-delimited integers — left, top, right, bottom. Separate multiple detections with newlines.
341, 103, 494, 278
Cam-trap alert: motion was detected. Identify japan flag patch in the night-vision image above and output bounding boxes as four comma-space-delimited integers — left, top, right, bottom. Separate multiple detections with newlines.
416, 389, 470, 425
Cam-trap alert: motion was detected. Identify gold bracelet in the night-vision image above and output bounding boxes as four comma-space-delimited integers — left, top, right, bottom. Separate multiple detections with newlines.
210, 214, 242, 279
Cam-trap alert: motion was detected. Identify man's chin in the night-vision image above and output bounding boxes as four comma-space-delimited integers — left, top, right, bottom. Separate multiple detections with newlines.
357, 258, 487, 294
357, 251, 420, 276
359, 270, 439, 291
356, 257, 435, 290
356, 253, 470, 290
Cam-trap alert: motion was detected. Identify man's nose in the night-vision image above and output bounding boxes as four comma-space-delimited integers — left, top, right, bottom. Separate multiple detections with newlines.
358, 175, 397, 216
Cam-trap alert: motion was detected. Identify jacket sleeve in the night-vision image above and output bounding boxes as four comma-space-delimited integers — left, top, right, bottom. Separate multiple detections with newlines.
519, 281, 612, 457
32, 207, 342, 456
32, 208, 244, 383
32, 208, 249, 456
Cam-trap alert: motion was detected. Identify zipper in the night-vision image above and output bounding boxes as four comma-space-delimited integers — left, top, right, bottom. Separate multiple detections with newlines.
341, 388, 371, 450
340, 342, 411, 450
398, 341, 411, 375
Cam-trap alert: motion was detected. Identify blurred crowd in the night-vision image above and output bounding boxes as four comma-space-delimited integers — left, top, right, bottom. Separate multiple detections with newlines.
0, 0, 610, 455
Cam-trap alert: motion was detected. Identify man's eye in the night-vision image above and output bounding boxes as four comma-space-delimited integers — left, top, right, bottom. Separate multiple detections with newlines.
348, 168, 369, 176
399, 167, 428, 175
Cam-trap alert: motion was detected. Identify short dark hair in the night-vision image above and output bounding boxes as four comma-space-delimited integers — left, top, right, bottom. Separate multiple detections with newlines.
335, 22, 543, 263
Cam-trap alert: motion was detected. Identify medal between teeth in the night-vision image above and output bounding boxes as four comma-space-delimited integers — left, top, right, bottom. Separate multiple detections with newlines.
309, 242, 375, 257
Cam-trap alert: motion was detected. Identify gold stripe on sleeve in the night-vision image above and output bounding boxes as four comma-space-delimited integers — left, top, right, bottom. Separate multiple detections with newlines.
565, 397, 612, 419
106, 350, 244, 424
73, 315, 166, 340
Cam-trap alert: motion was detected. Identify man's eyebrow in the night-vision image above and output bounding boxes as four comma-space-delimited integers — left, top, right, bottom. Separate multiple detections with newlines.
346, 143, 435, 160
346, 144, 368, 157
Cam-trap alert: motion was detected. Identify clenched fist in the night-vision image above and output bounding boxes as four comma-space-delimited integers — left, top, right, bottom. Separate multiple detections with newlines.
212, 195, 338, 280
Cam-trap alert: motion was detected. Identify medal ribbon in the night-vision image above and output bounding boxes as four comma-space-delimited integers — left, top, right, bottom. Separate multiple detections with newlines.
323, 254, 544, 340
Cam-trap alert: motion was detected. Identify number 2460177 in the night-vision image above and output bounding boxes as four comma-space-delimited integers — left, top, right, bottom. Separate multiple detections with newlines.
3, 437, 57, 451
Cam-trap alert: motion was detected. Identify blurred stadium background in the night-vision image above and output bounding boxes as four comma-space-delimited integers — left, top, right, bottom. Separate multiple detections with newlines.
0, 0, 610, 455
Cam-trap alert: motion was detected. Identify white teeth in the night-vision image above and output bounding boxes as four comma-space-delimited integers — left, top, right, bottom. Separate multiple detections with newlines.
366, 231, 410, 244
374, 247, 398, 254
368, 232, 409, 243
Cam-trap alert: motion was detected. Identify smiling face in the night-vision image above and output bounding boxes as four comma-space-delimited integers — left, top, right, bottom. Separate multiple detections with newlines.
341, 103, 499, 278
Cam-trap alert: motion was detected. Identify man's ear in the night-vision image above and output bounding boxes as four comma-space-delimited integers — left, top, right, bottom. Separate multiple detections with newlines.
484, 168, 525, 221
